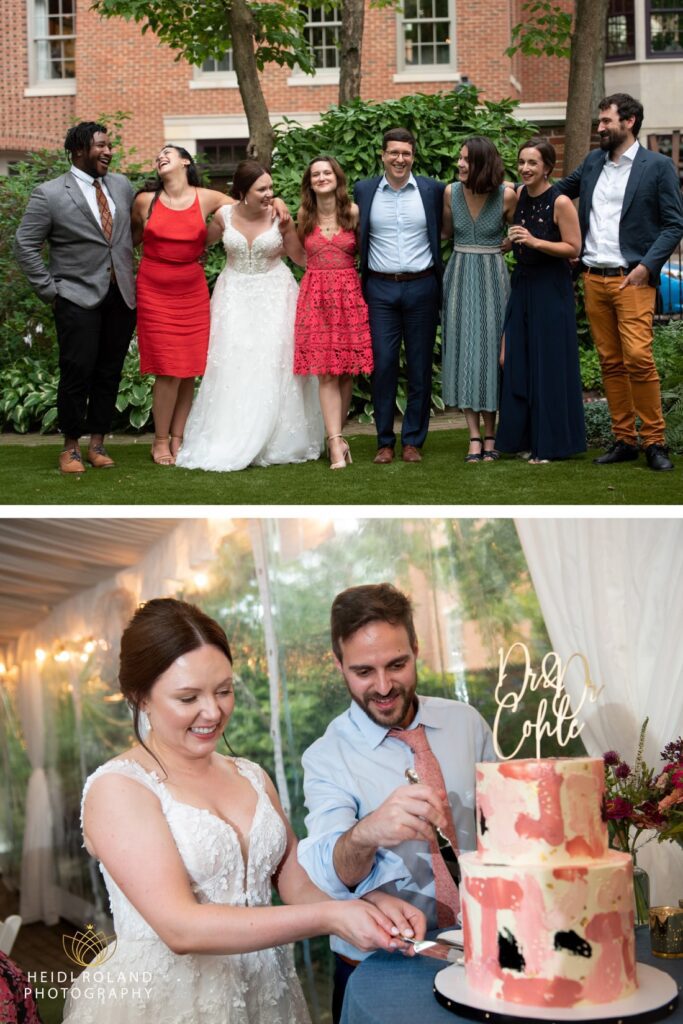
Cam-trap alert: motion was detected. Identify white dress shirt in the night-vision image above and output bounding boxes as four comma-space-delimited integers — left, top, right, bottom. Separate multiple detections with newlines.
368, 173, 433, 273
70, 165, 116, 231
298, 694, 496, 961
583, 140, 640, 268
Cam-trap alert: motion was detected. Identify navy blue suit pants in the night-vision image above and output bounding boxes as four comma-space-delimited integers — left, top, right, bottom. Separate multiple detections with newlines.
365, 273, 440, 449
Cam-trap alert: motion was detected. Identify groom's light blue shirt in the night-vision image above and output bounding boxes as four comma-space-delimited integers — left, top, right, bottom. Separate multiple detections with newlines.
298, 695, 496, 961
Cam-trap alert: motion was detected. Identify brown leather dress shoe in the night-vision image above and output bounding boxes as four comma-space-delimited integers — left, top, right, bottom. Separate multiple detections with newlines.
402, 445, 422, 463
373, 446, 394, 464
59, 447, 86, 474
87, 444, 115, 469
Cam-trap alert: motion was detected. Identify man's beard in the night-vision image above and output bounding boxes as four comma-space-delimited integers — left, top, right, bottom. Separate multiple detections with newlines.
599, 127, 627, 155
348, 673, 418, 728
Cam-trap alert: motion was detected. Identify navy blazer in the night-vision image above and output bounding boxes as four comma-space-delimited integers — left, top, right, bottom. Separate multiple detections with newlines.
555, 145, 683, 285
354, 174, 445, 293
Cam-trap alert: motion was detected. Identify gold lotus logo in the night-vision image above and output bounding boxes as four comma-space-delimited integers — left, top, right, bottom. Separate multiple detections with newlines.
62, 923, 117, 967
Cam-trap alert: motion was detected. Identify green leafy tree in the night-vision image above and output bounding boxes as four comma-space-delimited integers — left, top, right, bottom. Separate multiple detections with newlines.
506, 0, 610, 176
94, 0, 317, 165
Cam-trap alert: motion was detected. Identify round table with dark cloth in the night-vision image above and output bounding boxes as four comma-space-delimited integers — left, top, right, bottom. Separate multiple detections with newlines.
339, 928, 683, 1024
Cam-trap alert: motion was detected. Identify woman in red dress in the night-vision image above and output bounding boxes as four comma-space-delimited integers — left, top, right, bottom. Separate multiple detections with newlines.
133, 146, 235, 465
294, 157, 373, 470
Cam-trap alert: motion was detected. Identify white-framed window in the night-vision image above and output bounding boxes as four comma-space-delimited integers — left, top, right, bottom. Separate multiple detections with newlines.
25, 0, 76, 95
303, 4, 341, 69
395, 0, 457, 81
191, 51, 238, 89
288, 4, 341, 85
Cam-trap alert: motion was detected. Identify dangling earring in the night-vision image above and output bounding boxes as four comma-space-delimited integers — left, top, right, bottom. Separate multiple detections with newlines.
139, 709, 151, 736
243, 196, 248, 206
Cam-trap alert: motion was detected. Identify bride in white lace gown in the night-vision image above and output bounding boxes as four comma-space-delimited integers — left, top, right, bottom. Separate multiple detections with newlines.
176, 163, 323, 471
62, 598, 424, 1024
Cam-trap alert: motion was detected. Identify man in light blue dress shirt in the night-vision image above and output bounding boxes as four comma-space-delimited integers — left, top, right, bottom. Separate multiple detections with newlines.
298, 583, 496, 1022
355, 129, 445, 463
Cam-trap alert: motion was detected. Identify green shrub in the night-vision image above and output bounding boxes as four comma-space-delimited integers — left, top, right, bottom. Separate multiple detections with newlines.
583, 399, 614, 449
579, 345, 603, 392
655, 321, 683, 452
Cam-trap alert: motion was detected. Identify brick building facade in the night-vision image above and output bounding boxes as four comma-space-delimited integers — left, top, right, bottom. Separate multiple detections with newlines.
2, 1, 681, 177
1, 0, 573, 175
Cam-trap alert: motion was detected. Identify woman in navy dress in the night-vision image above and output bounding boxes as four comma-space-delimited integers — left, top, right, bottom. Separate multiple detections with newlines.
496, 138, 586, 463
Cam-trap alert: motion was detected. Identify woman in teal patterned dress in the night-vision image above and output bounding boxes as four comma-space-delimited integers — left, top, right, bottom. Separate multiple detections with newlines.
442, 138, 517, 462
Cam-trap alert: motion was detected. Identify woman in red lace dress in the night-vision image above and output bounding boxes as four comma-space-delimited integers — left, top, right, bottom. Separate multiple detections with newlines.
294, 157, 373, 470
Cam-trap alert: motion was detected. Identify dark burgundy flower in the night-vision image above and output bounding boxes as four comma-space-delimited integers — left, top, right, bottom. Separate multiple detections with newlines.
661, 739, 683, 762
632, 801, 666, 829
615, 762, 631, 780
603, 750, 620, 766
606, 796, 633, 819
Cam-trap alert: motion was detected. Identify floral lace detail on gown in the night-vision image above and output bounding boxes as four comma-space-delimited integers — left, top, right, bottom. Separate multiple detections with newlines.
294, 227, 373, 376
175, 206, 323, 471
62, 757, 311, 1024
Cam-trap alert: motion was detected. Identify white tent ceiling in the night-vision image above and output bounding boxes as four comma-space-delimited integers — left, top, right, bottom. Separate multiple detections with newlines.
0, 518, 184, 651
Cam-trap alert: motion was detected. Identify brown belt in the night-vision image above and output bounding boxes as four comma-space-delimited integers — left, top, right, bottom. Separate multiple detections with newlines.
368, 268, 434, 282
336, 953, 361, 968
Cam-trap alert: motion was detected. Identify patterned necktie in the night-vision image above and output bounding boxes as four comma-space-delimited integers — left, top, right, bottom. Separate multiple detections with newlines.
93, 179, 113, 241
388, 723, 460, 927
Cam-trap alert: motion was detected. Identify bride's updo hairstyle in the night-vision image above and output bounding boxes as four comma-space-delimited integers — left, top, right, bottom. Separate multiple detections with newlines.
230, 159, 271, 201
119, 598, 232, 750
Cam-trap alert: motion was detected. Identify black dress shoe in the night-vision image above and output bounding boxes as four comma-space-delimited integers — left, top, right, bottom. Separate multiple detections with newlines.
645, 443, 674, 471
593, 440, 639, 465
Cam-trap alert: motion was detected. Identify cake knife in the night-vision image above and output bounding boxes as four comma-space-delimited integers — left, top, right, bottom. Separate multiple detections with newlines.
405, 767, 461, 887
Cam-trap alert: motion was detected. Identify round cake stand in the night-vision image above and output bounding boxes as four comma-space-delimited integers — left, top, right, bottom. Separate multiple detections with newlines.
433, 962, 679, 1024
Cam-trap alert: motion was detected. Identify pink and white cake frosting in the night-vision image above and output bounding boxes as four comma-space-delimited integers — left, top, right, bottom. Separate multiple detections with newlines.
459, 758, 637, 1008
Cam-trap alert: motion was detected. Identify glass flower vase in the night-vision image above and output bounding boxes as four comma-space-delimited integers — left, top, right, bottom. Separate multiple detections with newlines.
633, 863, 650, 927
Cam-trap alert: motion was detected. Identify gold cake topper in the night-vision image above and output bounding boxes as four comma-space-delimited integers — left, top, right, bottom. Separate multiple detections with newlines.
493, 642, 603, 759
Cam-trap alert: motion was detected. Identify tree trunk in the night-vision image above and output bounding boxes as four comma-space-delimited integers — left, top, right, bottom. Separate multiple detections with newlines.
338, 0, 365, 104
563, 0, 609, 176
229, 0, 274, 165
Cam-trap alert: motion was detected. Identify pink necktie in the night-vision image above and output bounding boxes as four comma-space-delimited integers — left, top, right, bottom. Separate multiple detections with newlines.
389, 723, 459, 927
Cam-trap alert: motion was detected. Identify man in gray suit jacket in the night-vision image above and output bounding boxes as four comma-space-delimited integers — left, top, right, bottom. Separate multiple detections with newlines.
556, 93, 683, 472
15, 121, 136, 474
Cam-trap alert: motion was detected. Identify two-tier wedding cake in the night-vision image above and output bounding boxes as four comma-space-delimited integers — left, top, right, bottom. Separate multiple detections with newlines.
459, 757, 637, 1008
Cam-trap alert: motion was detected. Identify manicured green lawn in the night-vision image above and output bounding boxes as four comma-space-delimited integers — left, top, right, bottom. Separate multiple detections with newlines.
1, 430, 681, 506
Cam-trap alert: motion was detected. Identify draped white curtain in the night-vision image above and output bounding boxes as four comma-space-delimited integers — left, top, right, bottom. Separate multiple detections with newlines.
516, 518, 683, 904
15, 518, 233, 923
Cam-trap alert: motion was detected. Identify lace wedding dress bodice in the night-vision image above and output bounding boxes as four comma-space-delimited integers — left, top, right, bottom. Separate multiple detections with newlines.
221, 206, 286, 275
62, 757, 311, 1024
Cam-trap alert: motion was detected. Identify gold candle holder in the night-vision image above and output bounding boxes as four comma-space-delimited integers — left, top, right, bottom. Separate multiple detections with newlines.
649, 905, 683, 958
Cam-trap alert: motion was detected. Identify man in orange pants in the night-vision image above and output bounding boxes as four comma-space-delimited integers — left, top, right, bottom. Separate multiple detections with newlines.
557, 93, 683, 472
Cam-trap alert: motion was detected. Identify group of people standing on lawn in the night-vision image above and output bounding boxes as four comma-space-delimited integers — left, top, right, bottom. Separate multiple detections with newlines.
14, 91, 683, 476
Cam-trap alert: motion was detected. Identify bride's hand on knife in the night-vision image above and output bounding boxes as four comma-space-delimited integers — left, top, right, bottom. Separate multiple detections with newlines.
324, 898, 415, 953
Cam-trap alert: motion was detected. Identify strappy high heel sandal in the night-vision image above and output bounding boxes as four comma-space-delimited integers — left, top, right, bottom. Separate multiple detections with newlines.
482, 436, 500, 462
464, 438, 483, 463
328, 433, 352, 470
151, 434, 175, 466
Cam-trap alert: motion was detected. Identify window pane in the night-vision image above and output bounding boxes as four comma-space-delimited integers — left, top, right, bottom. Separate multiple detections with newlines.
401, 0, 452, 67
650, 12, 683, 52
34, 0, 76, 80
